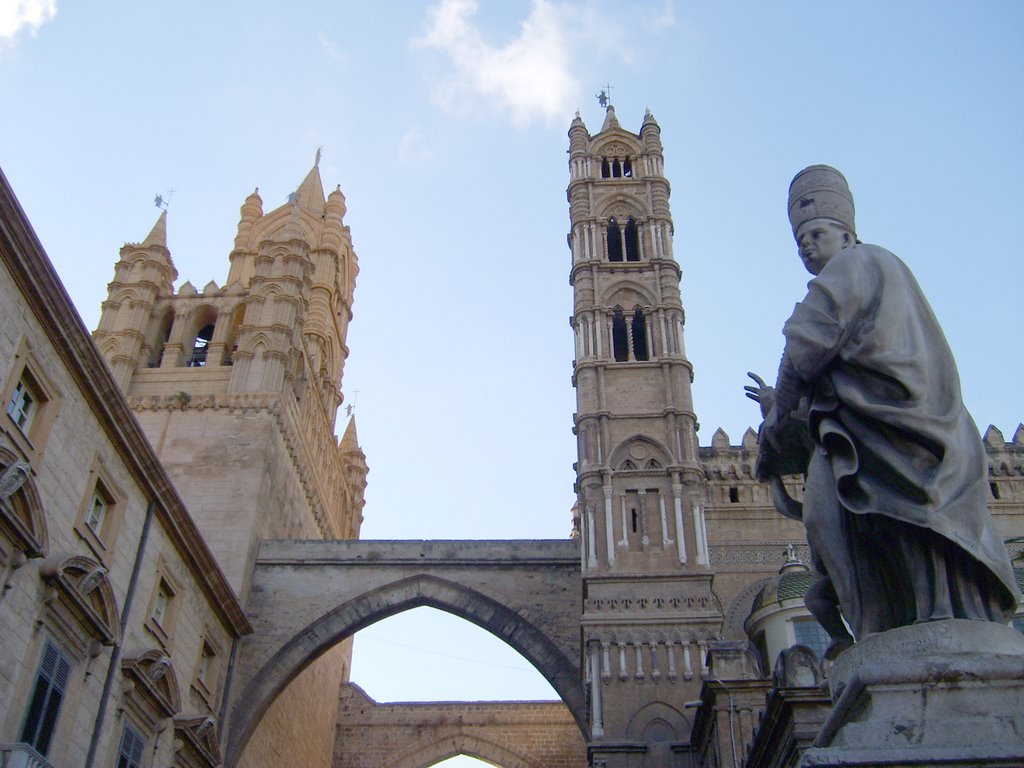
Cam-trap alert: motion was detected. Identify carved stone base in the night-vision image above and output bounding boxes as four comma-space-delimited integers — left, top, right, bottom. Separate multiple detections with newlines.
799, 620, 1024, 766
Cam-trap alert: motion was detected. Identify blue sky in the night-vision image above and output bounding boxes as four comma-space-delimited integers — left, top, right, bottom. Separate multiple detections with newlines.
2, 1, 1022, 763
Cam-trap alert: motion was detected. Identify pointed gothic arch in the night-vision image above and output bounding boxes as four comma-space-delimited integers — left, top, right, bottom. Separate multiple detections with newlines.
223, 574, 585, 767
383, 731, 545, 768
608, 436, 672, 471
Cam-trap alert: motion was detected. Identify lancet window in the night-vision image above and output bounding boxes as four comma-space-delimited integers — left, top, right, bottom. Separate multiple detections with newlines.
606, 217, 641, 262
610, 305, 652, 363
150, 309, 174, 368
188, 324, 215, 367
612, 307, 629, 361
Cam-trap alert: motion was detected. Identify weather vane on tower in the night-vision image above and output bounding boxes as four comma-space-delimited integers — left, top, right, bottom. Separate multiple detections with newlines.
154, 188, 175, 210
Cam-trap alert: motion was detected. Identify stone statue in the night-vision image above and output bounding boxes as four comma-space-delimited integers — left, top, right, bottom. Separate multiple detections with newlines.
746, 165, 1019, 657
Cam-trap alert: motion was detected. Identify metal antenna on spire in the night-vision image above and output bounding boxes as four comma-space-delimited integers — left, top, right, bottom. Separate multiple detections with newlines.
154, 188, 176, 210
595, 84, 612, 108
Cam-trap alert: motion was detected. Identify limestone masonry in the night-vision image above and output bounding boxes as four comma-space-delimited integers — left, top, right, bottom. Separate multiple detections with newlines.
0, 108, 1020, 768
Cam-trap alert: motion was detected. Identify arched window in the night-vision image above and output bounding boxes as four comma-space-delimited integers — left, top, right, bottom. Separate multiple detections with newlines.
150, 309, 174, 368
607, 219, 623, 262
623, 158, 633, 178
612, 307, 629, 362
188, 324, 215, 367
624, 217, 640, 261
601, 158, 611, 178
632, 307, 649, 361
222, 304, 245, 366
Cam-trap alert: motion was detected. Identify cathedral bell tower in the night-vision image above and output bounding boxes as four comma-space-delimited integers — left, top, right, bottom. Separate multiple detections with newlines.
568, 107, 721, 764
93, 158, 366, 601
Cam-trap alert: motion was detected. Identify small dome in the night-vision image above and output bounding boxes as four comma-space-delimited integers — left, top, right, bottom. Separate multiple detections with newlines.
752, 569, 815, 612
751, 546, 814, 612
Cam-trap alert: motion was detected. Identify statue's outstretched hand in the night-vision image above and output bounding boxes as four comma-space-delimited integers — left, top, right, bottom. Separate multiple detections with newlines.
744, 372, 775, 418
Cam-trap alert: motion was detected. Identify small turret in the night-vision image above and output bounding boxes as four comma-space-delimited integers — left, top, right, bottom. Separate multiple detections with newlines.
640, 108, 663, 155
93, 211, 178, 388
228, 188, 264, 286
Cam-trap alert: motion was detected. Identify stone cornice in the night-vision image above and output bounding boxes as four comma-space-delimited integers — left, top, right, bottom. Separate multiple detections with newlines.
0, 166, 251, 638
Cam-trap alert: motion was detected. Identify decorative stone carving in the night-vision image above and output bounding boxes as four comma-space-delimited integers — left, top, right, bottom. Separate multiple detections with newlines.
748, 166, 1020, 651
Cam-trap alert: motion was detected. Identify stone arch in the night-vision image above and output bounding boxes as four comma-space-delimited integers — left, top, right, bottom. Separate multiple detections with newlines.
0, 449, 48, 557
40, 553, 120, 645
595, 193, 643, 219
608, 435, 672, 471
722, 576, 773, 640
185, 303, 219, 367
601, 279, 656, 308
626, 700, 690, 741
383, 730, 544, 768
224, 574, 586, 767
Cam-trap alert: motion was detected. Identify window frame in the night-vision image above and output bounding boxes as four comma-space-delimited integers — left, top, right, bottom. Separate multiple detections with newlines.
191, 631, 224, 707
72, 457, 124, 563
145, 561, 182, 651
1, 337, 62, 462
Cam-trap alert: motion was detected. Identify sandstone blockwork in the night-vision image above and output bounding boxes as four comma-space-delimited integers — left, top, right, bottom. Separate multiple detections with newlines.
335, 685, 587, 768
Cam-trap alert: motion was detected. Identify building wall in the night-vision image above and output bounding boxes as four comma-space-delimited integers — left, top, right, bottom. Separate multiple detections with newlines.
334, 684, 587, 768
91, 166, 368, 768
0, 167, 248, 768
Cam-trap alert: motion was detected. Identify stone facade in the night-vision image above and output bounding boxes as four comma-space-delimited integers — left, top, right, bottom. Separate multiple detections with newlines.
0, 167, 250, 767
1, 108, 1021, 768
564, 108, 1024, 767
568, 106, 721, 764
90, 162, 368, 768
335, 684, 586, 768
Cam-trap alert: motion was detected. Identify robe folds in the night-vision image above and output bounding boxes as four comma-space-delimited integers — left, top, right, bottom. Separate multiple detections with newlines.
781, 244, 1018, 632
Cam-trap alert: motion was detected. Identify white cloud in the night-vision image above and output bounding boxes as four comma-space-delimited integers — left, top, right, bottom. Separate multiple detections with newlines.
0, 0, 57, 41
397, 126, 436, 167
319, 31, 347, 64
414, 0, 580, 128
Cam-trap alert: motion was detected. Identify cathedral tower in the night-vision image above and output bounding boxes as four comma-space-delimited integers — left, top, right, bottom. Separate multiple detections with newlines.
93, 158, 366, 768
568, 107, 721, 763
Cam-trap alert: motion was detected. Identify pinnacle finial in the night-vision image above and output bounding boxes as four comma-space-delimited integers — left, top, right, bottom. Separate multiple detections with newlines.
315, 146, 322, 168
595, 83, 612, 109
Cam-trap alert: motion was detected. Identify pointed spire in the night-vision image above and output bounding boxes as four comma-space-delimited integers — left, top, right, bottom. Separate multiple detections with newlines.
292, 159, 326, 216
142, 210, 168, 248
340, 416, 359, 450
601, 105, 620, 133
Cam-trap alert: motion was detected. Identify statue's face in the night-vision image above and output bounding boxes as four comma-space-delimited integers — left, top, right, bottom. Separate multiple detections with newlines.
796, 218, 849, 275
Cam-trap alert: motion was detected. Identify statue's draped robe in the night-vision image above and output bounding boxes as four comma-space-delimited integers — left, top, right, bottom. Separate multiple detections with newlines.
781, 244, 1018, 636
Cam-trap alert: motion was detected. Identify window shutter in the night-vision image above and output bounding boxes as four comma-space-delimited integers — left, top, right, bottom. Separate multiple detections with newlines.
117, 722, 146, 768
20, 640, 71, 756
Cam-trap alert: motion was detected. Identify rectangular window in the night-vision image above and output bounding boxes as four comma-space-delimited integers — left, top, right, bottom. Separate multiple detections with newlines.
2, 340, 62, 461
152, 583, 171, 627
20, 640, 72, 756
83, 491, 107, 535
117, 721, 146, 768
7, 378, 37, 432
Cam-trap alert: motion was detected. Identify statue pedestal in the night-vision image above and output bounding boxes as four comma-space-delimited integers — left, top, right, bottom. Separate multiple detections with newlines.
799, 620, 1024, 766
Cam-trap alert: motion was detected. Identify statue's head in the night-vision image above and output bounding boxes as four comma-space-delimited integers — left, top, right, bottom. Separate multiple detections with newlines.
788, 165, 856, 239
789, 165, 857, 275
